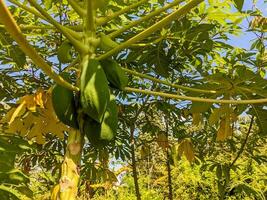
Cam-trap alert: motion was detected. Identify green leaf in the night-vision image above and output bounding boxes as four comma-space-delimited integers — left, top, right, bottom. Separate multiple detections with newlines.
80, 59, 110, 122
252, 106, 267, 135
43, 0, 53, 10
190, 102, 212, 113
10, 46, 26, 68
0, 185, 21, 200
233, 0, 244, 12
99, 33, 119, 51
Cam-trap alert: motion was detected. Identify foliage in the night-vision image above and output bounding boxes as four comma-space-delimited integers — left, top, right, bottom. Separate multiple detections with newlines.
0, 0, 266, 199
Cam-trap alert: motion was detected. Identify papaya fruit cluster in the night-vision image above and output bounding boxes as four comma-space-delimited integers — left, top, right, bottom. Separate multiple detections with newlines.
51, 58, 128, 147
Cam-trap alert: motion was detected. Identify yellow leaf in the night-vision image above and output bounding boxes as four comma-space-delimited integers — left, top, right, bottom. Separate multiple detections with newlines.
184, 139, 195, 162
209, 108, 222, 126
178, 141, 185, 157
0, 108, 16, 124
34, 90, 45, 108
192, 113, 202, 126
216, 118, 232, 141
156, 132, 168, 149
9, 101, 26, 124
19, 95, 36, 112
1, 89, 72, 144
178, 139, 195, 162
5, 118, 26, 135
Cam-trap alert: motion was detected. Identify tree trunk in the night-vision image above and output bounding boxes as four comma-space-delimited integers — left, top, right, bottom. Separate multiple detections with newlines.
52, 130, 84, 200
130, 126, 141, 200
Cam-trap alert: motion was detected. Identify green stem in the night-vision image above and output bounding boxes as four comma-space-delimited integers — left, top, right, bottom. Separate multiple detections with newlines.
108, 0, 185, 38
1, 24, 82, 32
97, 0, 149, 26
237, 86, 267, 98
124, 87, 267, 104
230, 117, 254, 167
27, 0, 87, 53
85, 0, 96, 34
67, 0, 86, 17
0, 1, 79, 92
9, 0, 47, 20
98, 0, 203, 60
122, 67, 217, 94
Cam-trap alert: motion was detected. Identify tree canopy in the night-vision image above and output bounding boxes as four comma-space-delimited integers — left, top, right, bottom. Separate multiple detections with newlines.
0, 0, 266, 199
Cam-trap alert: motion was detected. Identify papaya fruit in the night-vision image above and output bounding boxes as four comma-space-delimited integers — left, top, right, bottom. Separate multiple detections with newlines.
57, 41, 72, 64
100, 59, 128, 90
57, 41, 72, 63
80, 59, 110, 122
84, 95, 118, 146
52, 73, 78, 129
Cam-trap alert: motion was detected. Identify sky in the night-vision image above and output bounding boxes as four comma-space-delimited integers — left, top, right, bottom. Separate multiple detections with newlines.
228, 0, 267, 49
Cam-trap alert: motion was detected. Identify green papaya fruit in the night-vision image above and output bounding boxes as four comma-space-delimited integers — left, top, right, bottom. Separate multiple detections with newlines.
57, 41, 72, 64
99, 33, 118, 51
80, 59, 110, 122
100, 59, 128, 90
52, 73, 78, 129
84, 95, 118, 146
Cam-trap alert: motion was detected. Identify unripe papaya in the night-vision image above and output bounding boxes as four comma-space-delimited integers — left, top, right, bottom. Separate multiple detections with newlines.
84, 95, 118, 146
52, 73, 78, 129
80, 59, 110, 123
100, 59, 128, 90
57, 41, 72, 63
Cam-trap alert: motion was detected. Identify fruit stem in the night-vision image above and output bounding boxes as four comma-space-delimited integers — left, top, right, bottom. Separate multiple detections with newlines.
98, 0, 203, 60
0, 1, 79, 92
122, 67, 217, 94
108, 0, 185, 39
9, 0, 47, 21
67, 0, 86, 17
124, 87, 267, 104
97, 0, 149, 26
28, 0, 88, 53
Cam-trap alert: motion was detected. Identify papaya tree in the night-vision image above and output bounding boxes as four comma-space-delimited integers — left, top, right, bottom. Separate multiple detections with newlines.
0, 0, 267, 199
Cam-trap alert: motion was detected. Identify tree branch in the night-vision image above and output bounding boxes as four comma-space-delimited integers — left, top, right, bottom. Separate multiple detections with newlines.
124, 87, 267, 104
108, 0, 185, 38
230, 116, 254, 167
0, 1, 79, 92
97, 0, 149, 26
122, 67, 217, 94
98, 0, 203, 60
27, 0, 87, 53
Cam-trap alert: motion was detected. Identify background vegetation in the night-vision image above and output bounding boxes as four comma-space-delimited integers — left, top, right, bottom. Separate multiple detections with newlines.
0, 0, 267, 199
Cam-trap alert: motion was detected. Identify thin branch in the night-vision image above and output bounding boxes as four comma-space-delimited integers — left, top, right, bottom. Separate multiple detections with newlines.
67, 0, 86, 17
9, 0, 47, 20
98, 0, 203, 60
27, 0, 87, 53
108, 0, 185, 39
0, 1, 79, 92
124, 87, 267, 104
122, 67, 217, 94
97, 0, 149, 26
230, 116, 254, 167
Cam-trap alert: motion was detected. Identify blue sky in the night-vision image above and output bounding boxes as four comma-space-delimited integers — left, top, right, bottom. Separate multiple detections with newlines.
228, 0, 267, 49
